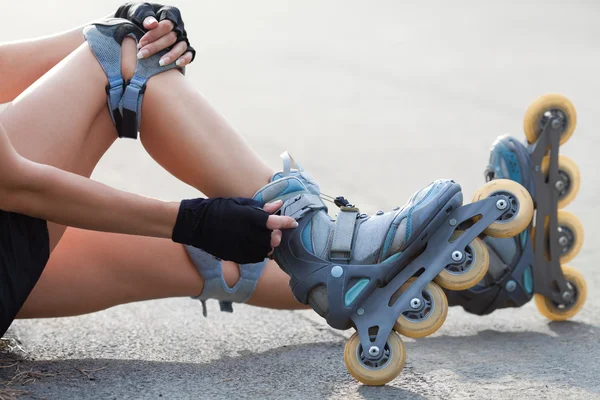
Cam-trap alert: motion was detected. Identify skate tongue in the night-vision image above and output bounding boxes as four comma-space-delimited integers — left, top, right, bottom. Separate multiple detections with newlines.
268, 151, 321, 196
280, 151, 296, 177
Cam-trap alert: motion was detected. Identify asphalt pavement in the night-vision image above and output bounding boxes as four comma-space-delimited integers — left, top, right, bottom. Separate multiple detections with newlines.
1, 1, 599, 399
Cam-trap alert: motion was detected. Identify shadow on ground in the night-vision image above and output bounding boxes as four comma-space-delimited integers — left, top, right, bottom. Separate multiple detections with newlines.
0, 321, 597, 399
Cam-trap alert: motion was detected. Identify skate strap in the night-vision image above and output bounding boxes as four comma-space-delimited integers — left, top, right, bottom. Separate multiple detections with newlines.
281, 193, 326, 219
119, 50, 181, 138
120, 75, 147, 139
185, 245, 267, 317
330, 208, 359, 261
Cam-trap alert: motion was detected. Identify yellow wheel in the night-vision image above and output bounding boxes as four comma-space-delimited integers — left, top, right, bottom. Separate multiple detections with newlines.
534, 265, 587, 321
392, 279, 448, 339
434, 231, 489, 291
471, 179, 534, 238
555, 210, 584, 263
344, 331, 406, 386
523, 94, 577, 145
541, 155, 581, 209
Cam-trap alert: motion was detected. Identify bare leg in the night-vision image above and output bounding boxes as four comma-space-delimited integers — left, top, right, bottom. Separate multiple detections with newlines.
109, 40, 274, 198
1, 39, 304, 318
1, 43, 112, 250
18, 228, 298, 318
139, 72, 274, 198
0, 26, 85, 103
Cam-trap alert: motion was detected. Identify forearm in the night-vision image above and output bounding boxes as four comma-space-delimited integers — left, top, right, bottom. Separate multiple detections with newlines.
0, 26, 86, 103
5, 157, 179, 239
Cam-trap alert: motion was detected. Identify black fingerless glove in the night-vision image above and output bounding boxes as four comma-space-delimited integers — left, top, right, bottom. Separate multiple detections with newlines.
172, 197, 272, 264
114, 2, 196, 62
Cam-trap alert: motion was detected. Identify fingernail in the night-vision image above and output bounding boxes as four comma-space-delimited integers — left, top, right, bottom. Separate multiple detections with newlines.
137, 41, 146, 49
175, 58, 185, 67
292, 221, 299, 228
159, 57, 170, 67
137, 49, 149, 59
148, 17, 158, 25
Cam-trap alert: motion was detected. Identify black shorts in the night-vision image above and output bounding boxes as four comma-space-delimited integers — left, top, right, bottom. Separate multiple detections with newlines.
0, 210, 49, 336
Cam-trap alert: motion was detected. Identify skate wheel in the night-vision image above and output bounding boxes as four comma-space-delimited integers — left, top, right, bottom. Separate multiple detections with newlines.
392, 279, 448, 339
523, 94, 577, 146
434, 231, 489, 291
554, 210, 584, 264
541, 155, 581, 209
471, 179, 534, 238
534, 265, 587, 321
344, 330, 406, 386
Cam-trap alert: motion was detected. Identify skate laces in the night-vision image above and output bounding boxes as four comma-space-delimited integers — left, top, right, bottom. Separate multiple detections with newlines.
280, 151, 357, 211
321, 194, 359, 211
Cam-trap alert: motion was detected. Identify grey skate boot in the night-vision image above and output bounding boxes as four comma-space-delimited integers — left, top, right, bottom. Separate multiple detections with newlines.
253, 152, 532, 385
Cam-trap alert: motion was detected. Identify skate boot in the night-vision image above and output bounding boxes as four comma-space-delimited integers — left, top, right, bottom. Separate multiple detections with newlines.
254, 152, 533, 385
446, 94, 587, 321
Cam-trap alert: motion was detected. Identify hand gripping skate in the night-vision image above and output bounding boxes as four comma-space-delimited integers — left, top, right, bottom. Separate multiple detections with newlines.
253, 152, 533, 385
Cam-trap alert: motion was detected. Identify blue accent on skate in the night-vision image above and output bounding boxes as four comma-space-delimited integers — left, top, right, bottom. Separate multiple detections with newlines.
254, 178, 306, 204
344, 278, 370, 306
385, 182, 440, 259
488, 136, 536, 199
381, 223, 400, 260
302, 219, 313, 253
523, 265, 533, 294
284, 179, 306, 195
520, 230, 528, 248
495, 141, 523, 183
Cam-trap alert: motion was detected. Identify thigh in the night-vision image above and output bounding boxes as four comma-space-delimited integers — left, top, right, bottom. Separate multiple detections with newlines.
18, 228, 304, 319
0, 44, 117, 249
18, 227, 203, 318
0, 44, 108, 171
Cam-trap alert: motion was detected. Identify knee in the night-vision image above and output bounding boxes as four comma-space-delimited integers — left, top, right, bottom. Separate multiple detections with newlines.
120, 37, 138, 82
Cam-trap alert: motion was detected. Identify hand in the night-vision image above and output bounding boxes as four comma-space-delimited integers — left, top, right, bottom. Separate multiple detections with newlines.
262, 200, 298, 256
114, 2, 196, 67
172, 197, 298, 264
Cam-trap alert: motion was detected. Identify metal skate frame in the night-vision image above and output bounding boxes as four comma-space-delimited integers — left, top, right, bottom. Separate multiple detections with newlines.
529, 114, 575, 305
276, 193, 515, 364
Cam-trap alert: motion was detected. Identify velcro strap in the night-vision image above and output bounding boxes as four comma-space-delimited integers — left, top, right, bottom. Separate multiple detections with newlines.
281, 193, 326, 219
119, 75, 146, 139
85, 21, 184, 140
185, 245, 267, 317
106, 76, 124, 131
330, 209, 359, 260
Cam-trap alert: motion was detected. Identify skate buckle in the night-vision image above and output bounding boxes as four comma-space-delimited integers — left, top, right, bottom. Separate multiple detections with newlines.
334, 196, 359, 212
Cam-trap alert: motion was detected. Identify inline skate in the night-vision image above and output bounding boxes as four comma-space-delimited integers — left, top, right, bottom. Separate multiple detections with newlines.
446, 94, 587, 321
254, 152, 533, 385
